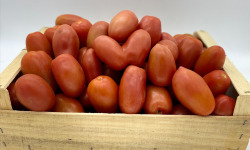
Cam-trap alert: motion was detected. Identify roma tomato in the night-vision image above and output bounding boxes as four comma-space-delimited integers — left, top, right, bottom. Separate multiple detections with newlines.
78, 88, 94, 112
194, 45, 226, 76
93, 35, 127, 70
203, 70, 231, 97
148, 44, 176, 86
138, 15, 161, 47
123, 29, 151, 67
71, 18, 92, 47
44, 25, 59, 45
160, 32, 177, 44
174, 34, 193, 45
53, 24, 80, 58
172, 67, 215, 116
87, 21, 109, 48
55, 14, 83, 25
109, 10, 138, 43
78, 47, 88, 66
51, 54, 85, 97
171, 104, 192, 115
21, 51, 57, 91
87, 76, 118, 113
119, 65, 147, 114
15, 74, 56, 111
7, 82, 25, 110
53, 94, 84, 112
103, 64, 124, 85
213, 95, 235, 116
26, 31, 53, 57
144, 85, 173, 114
158, 40, 179, 60
177, 36, 203, 69
81, 48, 103, 84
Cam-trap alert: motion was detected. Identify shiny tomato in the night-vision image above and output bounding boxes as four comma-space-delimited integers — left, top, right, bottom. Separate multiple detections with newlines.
119, 65, 147, 114
81, 48, 103, 84
171, 104, 192, 115
87, 21, 109, 48
148, 44, 176, 86
213, 95, 235, 116
55, 14, 83, 25
21, 51, 57, 91
160, 32, 177, 44
194, 45, 226, 76
93, 35, 127, 70
78, 88, 94, 112
52, 24, 80, 58
26, 31, 53, 57
44, 25, 59, 45
123, 29, 151, 67
7, 82, 25, 110
177, 36, 203, 69
87, 76, 118, 113
158, 40, 179, 60
172, 67, 215, 116
203, 70, 231, 97
53, 94, 84, 112
144, 85, 173, 114
71, 18, 92, 47
138, 15, 161, 46
51, 54, 85, 97
15, 74, 56, 111
109, 10, 138, 43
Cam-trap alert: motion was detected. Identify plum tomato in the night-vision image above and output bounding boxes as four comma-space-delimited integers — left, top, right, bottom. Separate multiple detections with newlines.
53, 94, 84, 112
55, 14, 83, 25
160, 32, 177, 44
213, 95, 235, 116
44, 25, 59, 45
171, 104, 193, 115
7, 82, 26, 110
158, 40, 179, 60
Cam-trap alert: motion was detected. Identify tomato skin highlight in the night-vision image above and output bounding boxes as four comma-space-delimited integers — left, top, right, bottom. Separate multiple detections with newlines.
144, 85, 173, 114
87, 76, 118, 113
55, 14, 83, 25
119, 65, 147, 114
15, 74, 56, 111
52, 24, 80, 58
203, 70, 231, 97
194, 45, 226, 76
109, 10, 138, 43
213, 95, 235, 116
172, 67, 215, 116
53, 94, 84, 112
51, 54, 85, 98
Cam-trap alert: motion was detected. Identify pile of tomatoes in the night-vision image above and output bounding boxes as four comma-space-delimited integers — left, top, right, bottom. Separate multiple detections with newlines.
7, 10, 236, 116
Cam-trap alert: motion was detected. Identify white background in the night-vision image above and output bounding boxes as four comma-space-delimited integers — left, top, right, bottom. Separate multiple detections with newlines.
0, 0, 250, 149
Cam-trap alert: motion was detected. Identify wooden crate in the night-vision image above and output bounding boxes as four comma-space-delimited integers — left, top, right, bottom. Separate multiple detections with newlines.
0, 29, 250, 150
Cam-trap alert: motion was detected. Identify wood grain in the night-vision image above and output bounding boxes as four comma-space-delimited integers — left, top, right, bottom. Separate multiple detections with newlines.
0, 110, 249, 150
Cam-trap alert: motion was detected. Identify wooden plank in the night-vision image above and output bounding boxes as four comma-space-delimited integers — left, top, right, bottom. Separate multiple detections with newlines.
0, 89, 12, 110
0, 110, 249, 150
234, 95, 250, 116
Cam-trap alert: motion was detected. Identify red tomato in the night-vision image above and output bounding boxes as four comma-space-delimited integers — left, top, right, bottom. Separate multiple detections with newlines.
21, 51, 57, 91
15, 74, 56, 111
203, 70, 231, 97
81, 48, 103, 84
103, 64, 124, 85
87, 21, 109, 48
213, 95, 235, 116
53, 24, 80, 58
44, 25, 59, 45
26, 31, 53, 57
7, 82, 26, 110
177, 36, 203, 69
78, 47, 88, 66
87, 76, 118, 113
93, 35, 127, 70
138, 15, 161, 46
123, 29, 151, 67
144, 85, 173, 114
78, 88, 95, 112
71, 18, 92, 47
148, 44, 176, 86
158, 40, 179, 60
55, 14, 83, 25
171, 104, 193, 115
174, 34, 193, 45
119, 65, 147, 114
172, 67, 215, 116
109, 10, 138, 43
160, 32, 177, 44
51, 54, 85, 97
53, 94, 84, 112
194, 45, 226, 76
